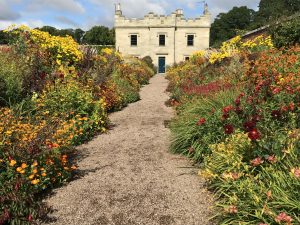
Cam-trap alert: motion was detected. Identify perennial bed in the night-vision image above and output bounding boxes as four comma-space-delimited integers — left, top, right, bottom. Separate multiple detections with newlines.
0, 26, 154, 224
167, 36, 300, 224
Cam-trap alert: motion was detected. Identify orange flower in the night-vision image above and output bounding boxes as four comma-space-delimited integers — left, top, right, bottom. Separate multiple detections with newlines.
31, 179, 40, 185
32, 161, 38, 167
21, 163, 27, 169
71, 165, 77, 170
28, 174, 35, 180
41, 172, 47, 177
16, 167, 23, 172
32, 168, 38, 174
9, 160, 17, 166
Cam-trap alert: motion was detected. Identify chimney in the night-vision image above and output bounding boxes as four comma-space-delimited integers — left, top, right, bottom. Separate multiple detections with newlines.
203, 3, 210, 15
176, 9, 183, 16
115, 3, 122, 16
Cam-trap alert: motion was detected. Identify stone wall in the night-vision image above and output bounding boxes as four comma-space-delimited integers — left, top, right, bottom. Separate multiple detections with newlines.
114, 5, 211, 69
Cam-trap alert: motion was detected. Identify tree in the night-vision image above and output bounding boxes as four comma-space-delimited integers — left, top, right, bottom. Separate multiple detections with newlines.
39, 26, 58, 36
270, 15, 300, 48
82, 26, 114, 45
57, 29, 75, 38
210, 6, 256, 46
74, 28, 85, 44
255, 0, 300, 26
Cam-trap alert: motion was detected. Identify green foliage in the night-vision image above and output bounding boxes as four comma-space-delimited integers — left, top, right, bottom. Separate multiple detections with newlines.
255, 0, 300, 25
82, 26, 114, 45
270, 16, 300, 48
210, 6, 256, 46
0, 53, 28, 106
142, 56, 156, 73
0, 30, 9, 44
170, 89, 240, 161
114, 75, 140, 105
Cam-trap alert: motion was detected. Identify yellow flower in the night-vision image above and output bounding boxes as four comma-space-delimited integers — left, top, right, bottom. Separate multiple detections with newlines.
16, 167, 23, 172
9, 160, 17, 166
32, 168, 38, 174
28, 174, 35, 180
21, 163, 27, 169
31, 179, 40, 185
32, 161, 38, 167
41, 172, 47, 177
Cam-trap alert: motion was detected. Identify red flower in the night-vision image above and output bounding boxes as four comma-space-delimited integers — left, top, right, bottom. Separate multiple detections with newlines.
28, 214, 33, 222
224, 124, 234, 135
235, 106, 243, 115
267, 155, 277, 164
223, 105, 234, 114
275, 212, 293, 223
251, 157, 264, 166
289, 102, 295, 111
196, 118, 206, 126
248, 128, 261, 140
228, 205, 238, 214
235, 97, 241, 106
222, 113, 230, 120
271, 110, 281, 120
281, 105, 289, 112
243, 121, 256, 132
272, 87, 281, 95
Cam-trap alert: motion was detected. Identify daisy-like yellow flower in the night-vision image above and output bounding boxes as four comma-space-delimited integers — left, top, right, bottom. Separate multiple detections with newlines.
21, 163, 27, 169
31, 179, 40, 185
9, 160, 17, 166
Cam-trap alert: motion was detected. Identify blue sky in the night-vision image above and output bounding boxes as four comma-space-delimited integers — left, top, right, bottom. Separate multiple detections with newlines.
0, 0, 260, 30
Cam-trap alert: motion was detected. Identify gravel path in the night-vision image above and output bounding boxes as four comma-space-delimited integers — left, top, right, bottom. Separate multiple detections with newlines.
44, 75, 213, 225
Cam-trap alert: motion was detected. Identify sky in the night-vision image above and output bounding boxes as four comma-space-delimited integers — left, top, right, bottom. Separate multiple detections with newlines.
0, 0, 260, 30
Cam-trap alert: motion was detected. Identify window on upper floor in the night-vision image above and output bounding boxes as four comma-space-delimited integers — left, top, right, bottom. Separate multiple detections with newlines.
159, 34, 166, 46
131, 35, 137, 46
187, 35, 194, 46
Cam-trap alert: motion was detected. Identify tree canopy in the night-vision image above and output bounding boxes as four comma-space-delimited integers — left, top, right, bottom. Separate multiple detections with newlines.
210, 6, 256, 46
210, 0, 300, 46
82, 26, 114, 45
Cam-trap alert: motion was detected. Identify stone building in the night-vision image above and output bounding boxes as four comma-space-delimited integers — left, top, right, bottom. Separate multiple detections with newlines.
114, 3, 211, 73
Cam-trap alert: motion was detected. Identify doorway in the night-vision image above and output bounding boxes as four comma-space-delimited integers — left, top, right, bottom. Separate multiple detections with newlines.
158, 56, 166, 74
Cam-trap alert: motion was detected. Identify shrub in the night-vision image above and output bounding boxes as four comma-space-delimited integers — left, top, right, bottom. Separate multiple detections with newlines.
270, 16, 300, 48
142, 56, 156, 73
0, 53, 28, 106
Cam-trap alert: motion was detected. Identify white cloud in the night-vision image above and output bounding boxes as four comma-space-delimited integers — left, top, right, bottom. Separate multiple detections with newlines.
56, 16, 79, 28
0, 0, 21, 21
90, 0, 166, 18
27, 0, 85, 14
0, 19, 44, 30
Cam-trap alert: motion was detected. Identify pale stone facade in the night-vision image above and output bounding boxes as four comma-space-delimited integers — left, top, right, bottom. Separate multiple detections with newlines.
114, 3, 211, 73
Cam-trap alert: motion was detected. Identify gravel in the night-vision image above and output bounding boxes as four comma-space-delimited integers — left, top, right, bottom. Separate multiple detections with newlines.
43, 74, 213, 225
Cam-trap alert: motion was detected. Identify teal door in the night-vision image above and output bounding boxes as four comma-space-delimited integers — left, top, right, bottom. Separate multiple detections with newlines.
158, 57, 166, 73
